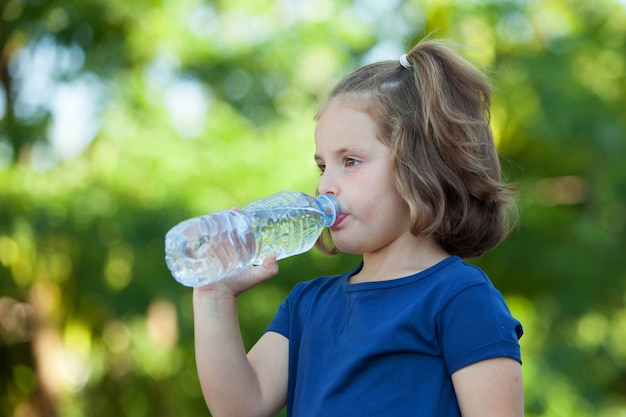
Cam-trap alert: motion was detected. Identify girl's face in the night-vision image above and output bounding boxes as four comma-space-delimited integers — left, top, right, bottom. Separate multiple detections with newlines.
315, 100, 412, 256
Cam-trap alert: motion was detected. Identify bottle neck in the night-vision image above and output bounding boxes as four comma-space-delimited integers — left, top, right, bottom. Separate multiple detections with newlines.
316, 194, 341, 227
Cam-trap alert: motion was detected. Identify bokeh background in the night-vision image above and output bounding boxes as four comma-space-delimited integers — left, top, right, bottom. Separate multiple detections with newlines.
1, 0, 625, 416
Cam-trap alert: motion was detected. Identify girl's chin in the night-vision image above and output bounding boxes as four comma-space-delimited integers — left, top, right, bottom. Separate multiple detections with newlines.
328, 237, 358, 255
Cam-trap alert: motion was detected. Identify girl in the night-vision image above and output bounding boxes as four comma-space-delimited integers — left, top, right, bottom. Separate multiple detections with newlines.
193, 38, 524, 417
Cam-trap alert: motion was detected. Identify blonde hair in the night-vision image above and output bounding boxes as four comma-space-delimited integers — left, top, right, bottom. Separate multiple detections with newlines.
316, 38, 517, 258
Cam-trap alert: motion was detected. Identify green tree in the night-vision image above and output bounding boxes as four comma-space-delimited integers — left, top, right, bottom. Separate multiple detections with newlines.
1, 0, 626, 416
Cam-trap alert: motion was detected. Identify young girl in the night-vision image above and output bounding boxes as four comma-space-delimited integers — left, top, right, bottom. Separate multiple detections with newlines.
193, 38, 524, 417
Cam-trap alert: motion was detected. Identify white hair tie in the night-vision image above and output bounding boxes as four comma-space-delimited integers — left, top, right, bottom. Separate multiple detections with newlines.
399, 54, 412, 69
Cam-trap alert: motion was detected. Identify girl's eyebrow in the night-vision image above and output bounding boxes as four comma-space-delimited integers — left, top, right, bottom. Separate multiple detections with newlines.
314, 146, 362, 162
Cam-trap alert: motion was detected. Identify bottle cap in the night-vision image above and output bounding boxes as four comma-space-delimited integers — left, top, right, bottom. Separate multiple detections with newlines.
316, 194, 341, 227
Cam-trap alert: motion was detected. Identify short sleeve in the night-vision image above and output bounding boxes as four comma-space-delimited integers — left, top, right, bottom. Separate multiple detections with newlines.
266, 297, 290, 339
266, 281, 313, 339
438, 283, 523, 374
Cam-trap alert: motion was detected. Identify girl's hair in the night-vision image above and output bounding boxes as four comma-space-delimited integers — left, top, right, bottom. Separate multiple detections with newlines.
316, 38, 517, 258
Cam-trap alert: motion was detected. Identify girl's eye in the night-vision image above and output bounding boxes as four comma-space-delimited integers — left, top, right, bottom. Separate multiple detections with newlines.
345, 157, 360, 167
317, 163, 326, 173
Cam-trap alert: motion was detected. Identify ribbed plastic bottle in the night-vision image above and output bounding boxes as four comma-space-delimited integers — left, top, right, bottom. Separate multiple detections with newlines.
164, 191, 341, 287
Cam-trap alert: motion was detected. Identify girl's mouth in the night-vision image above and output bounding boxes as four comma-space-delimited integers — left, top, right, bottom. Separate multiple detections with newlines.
330, 213, 347, 230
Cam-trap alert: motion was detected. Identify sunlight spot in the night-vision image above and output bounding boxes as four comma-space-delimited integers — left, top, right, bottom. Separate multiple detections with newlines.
57, 322, 92, 392
103, 320, 131, 353
147, 299, 179, 350
64, 321, 92, 359
144, 53, 180, 89
573, 49, 625, 102
187, 4, 218, 38
48, 74, 106, 160
48, 252, 72, 283
0, 298, 36, 344
0, 235, 19, 266
361, 40, 405, 65
104, 246, 134, 290
33, 327, 63, 399
491, 105, 505, 148
533, 175, 587, 206
213, 10, 274, 49
56, 349, 90, 392
533, 5, 579, 44
301, 0, 336, 22
164, 77, 210, 138
11, 35, 103, 167
576, 312, 608, 349
296, 46, 343, 95
45, 6, 71, 32
29, 281, 61, 318
497, 12, 534, 45
459, 17, 496, 65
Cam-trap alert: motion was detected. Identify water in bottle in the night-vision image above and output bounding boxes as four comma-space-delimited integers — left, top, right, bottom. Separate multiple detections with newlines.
164, 191, 341, 287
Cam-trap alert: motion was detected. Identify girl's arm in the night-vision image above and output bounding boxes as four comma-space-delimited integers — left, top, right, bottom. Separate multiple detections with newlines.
451, 357, 524, 417
193, 256, 288, 417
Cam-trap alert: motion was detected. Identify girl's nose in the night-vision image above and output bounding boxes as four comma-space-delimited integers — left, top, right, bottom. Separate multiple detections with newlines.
317, 170, 338, 196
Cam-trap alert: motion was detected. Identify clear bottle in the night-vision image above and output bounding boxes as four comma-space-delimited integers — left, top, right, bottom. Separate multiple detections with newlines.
164, 191, 341, 287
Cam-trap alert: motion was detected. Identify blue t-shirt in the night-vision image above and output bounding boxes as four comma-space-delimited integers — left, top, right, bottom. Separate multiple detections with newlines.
266, 256, 523, 417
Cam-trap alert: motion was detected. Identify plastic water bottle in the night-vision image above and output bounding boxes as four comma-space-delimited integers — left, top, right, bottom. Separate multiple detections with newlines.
164, 191, 341, 287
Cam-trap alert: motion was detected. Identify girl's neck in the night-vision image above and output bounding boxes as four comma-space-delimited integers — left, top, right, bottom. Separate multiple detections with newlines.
349, 235, 450, 284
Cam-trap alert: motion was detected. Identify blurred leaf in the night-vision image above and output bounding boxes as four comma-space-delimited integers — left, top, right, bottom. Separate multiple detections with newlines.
1, 0, 626, 416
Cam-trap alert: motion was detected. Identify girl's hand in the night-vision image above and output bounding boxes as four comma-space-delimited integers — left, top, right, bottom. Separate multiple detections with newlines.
194, 206, 279, 298
195, 254, 279, 298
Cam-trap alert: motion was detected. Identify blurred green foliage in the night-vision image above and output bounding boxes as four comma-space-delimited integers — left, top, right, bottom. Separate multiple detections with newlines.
1, 0, 626, 416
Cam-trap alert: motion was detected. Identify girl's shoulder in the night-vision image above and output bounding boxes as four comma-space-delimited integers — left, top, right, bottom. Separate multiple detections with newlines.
423, 256, 500, 301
